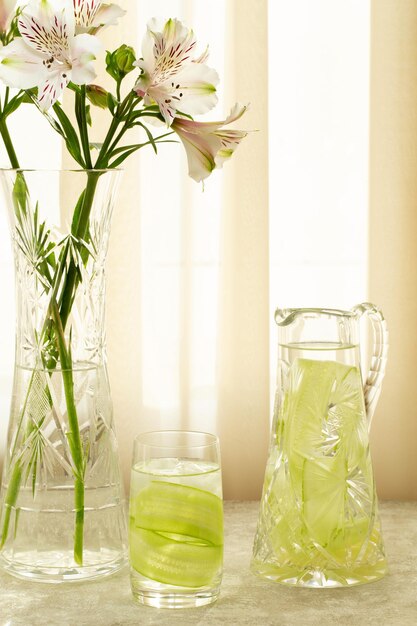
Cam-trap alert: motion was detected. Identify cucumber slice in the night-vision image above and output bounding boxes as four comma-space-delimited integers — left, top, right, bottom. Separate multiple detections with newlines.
133, 481, 223, 546
129, 523, 223, 587
302, 455, 346, 547
273, 358, 374, 564
285, 359, 340, 494
285, 358, 368, 486
302, 455, 375, 564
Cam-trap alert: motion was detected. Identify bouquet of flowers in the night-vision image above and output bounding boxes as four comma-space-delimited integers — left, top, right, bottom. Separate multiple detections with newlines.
0, 0, 247, 576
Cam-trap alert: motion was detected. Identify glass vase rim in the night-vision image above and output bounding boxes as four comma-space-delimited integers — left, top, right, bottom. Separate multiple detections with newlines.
134, 430, 219, 450
0, 167, 123, 174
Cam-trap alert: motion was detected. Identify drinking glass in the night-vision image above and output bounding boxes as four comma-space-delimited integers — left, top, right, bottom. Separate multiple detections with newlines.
129, 430, 223, 608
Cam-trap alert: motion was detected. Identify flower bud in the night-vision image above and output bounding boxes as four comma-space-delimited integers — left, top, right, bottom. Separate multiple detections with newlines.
106, 44, 136, 81
115, 44, 136, 74
0, 0, 16, 33
0, 0, 17, 33
86, 84, 109, 109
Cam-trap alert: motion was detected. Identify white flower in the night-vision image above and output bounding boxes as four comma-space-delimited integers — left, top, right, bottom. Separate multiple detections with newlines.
172, 104, 249, 182
134, 18, 219, 127
73, 0, 125, 34
0, 0, 101, 110
0, 0, 16, 33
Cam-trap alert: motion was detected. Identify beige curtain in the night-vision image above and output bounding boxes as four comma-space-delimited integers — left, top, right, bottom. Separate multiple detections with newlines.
87, 0, 270, 498
369, 0, 417, 499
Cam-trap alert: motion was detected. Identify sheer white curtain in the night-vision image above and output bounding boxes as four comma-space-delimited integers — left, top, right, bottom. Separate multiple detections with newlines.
268, 0, 370, 414
269, 0, 370, 309
101, 0, 270, 498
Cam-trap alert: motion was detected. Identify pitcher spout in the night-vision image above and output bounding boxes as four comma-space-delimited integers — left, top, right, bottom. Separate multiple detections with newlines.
274, 308, 299, 326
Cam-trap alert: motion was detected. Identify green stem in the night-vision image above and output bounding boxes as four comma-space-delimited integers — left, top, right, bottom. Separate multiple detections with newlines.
106, 97, 138, 157
59, 171, 99, 329
95, 91, 135, 168
51, 173, 100, 562
107, 123, 129, 157
0, 117, 20, 169
76, 87, 92, 169
0, 463, 22, 549
95, 116, 120, 168
51, 301, 85, 564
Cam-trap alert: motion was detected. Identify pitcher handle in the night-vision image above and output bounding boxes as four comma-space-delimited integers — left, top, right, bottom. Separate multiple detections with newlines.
351, 302, 388, 426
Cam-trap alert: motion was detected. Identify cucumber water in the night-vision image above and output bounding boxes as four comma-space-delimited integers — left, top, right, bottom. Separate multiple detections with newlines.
252, 344, 387, 587
129, 458, 223, 597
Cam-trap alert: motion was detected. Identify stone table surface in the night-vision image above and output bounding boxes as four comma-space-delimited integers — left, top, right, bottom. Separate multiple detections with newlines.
0, 501, 416, 626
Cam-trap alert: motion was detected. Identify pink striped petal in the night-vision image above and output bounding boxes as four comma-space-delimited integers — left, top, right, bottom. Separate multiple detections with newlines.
37, 68, 70, 110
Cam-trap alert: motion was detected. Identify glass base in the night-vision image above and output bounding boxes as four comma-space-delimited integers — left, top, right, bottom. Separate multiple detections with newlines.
132, 589, 219, 609
250, 559, 388, 588
130, 567, 220, 609
0, 550, 128, 583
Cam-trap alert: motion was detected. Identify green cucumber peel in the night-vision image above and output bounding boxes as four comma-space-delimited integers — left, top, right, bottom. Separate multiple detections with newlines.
133, 480, 223, 547
129, 524, 222, 588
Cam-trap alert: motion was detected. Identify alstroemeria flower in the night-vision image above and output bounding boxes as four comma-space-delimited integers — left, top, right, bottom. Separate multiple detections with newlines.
134, 18, 219, 127
0, 0, 16, 33
73, 0, 125, 34
0, 0, 101, 110
172, 104, 249, 182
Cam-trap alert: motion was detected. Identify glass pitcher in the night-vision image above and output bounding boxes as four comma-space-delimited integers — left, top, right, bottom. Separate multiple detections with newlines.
251, 303, 388, 588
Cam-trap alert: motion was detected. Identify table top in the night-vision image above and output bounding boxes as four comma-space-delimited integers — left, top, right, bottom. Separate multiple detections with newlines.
0, 501, 416, 626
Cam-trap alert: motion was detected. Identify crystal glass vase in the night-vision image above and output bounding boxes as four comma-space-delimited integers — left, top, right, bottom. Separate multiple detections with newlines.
251, 304, 388, 587
0, 169, 127, 582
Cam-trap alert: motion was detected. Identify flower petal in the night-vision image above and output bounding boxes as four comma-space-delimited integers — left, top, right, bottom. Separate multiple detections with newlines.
135, 18, 197, 95
168, 62, 219, 117
70, 32, 101, 84
214, 129, 248, 168
178, 130, 220, 182
158, 17, 191, 51
134, 18, 158, 76
174, 104, 248, 134
73, 0, 97, 27
37, 68, 70, 110
91, 3, 125, 28
0, 38, 47, 89
18, 0, 74, 58
140, 63, 219, 127
172, 103, 249, 181
193, 45, 210, 65
135, 17, 220, 126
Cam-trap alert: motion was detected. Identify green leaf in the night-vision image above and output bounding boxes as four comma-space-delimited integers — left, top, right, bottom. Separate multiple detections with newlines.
137, 122, 158, 154
107, 92, 116, 115
108, 132, 176, 167
12, 172, 28, 219
110, 142, 147, 157
86, 104, 92, 127
53, 103, 84, 166
19, 88, 38, 104
70, 189, 86, 237
3, 93, 25, 117
109, 146, 142, 167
